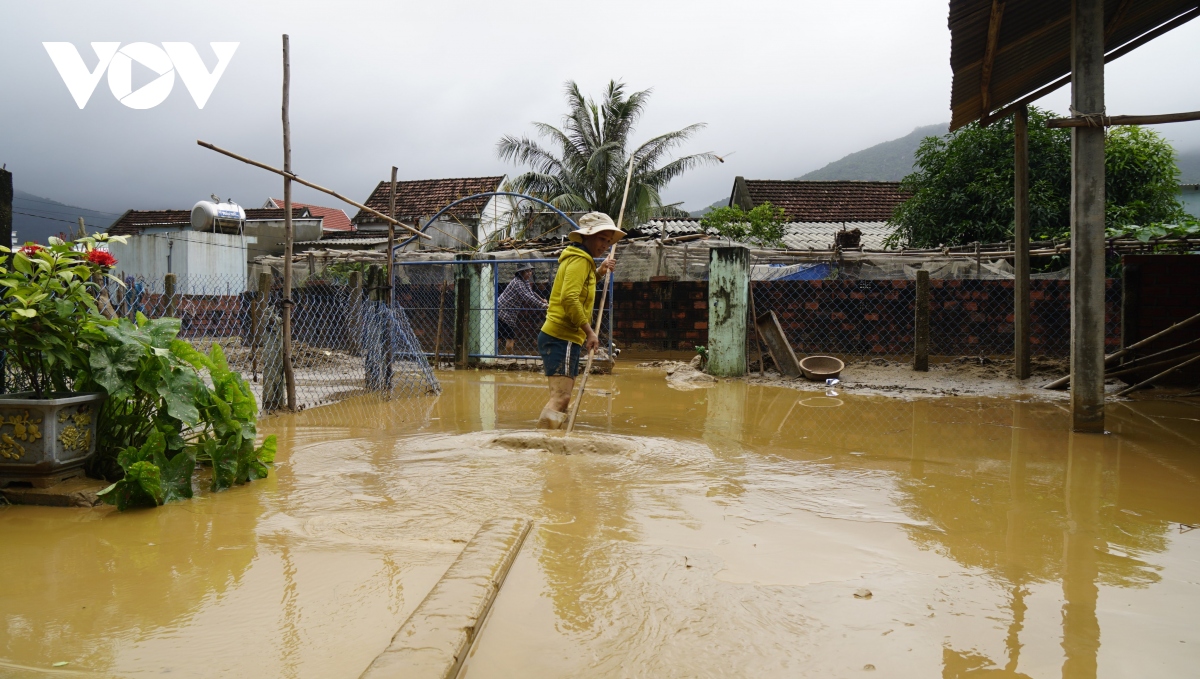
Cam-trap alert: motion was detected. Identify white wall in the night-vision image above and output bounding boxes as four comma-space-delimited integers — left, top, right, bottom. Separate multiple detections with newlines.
108, 230, 254, 291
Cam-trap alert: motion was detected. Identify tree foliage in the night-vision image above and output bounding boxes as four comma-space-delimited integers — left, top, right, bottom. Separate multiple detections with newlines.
497, 80, 718, 224
700, 202, 787, 247
887, 108, 1187, 247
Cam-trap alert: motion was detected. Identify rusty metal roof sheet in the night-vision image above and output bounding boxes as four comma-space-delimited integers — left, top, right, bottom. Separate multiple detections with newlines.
949, 0, 1200, 130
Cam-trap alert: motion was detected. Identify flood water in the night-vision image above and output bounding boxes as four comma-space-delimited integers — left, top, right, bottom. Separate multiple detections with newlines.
2, 369, 1199, 678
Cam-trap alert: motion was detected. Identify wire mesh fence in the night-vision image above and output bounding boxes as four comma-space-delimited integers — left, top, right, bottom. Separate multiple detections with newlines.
747, 255, 1121, 361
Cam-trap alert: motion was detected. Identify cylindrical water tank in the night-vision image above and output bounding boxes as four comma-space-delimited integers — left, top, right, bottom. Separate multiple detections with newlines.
191, 200, 246, 231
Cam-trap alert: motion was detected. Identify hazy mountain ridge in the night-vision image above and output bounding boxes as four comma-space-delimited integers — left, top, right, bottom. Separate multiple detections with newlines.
796, 123, 950, 181
11, 189, 117, 244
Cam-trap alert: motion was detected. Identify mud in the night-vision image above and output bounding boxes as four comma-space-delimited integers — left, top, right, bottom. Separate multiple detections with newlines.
641, 355, 1114, 400
2, 370, 1199, 678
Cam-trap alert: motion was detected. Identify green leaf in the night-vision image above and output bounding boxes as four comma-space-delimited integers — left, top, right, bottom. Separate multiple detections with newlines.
159, 451, 195, 503
159, 366, 201, 425
13, 308, 36, 318
257, 435, 278, 464
89, 342, 142, 397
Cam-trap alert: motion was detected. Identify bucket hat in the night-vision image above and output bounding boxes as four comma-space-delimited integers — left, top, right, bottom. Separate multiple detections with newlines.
567, 212, 626, 244
515, 262, 535, 273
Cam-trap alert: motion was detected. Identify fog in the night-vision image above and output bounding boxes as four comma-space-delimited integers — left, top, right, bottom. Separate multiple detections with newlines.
2, 0, 1198, 216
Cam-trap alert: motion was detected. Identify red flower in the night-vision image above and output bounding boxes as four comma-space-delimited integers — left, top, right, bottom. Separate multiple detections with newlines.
86, 249, 117, 268
17, 244, 43, 256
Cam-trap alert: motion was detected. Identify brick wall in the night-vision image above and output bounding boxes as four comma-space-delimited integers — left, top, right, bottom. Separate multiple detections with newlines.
1122, 255, 1200, 383
613, 281, 708, 350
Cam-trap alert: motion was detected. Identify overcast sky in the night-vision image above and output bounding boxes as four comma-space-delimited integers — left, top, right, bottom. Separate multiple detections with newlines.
2, 0, 1199, 217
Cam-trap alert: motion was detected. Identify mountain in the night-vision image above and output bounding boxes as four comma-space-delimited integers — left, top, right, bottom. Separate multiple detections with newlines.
1178, 148, 1200, 184
796, 123, 950, 181
10, 190, 120, 245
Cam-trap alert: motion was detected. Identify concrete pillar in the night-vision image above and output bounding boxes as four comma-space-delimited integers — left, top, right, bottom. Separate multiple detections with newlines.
707, 247, 749, 377
261, 311, 285, 411
914, 269, 930, 371
1014, 105, 1031, 379
473, 256, 495, 363
1069, 0, 1107, 432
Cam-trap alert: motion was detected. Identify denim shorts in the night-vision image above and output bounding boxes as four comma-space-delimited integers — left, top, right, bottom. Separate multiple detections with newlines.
537, 331, 582, 378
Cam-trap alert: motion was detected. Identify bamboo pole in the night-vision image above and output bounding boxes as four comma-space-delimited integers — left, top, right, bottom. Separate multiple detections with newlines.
1105, 352, 1200, 380
1115, 353, 1200, 397
1047, 110, 1200, 128
388, 166, 397, 307
749, 279, 764, 377
195, 140, 429, 240
566, 155, 636, 434
281, 34, 297, 411
1045, 309, 1200, 389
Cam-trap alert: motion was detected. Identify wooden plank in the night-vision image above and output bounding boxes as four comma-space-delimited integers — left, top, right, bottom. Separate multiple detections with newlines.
980, 0, 1006, 114
359, 518, 531, 679
755, 310, 803, 378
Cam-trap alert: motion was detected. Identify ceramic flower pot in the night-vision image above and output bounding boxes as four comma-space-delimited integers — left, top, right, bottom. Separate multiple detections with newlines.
0, 392, 106, 488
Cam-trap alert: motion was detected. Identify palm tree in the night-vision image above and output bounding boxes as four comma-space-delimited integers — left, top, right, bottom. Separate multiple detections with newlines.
497, 80, 718, 225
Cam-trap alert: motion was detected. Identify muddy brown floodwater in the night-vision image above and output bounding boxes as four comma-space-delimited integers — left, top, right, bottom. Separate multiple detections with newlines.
2, 369, 1199, 678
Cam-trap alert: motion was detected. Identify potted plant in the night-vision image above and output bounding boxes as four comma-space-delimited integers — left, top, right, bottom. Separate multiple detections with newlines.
0, 235, 124, 487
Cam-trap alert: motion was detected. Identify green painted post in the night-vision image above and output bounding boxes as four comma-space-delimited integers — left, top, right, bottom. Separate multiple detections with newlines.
707, 247, 749, 377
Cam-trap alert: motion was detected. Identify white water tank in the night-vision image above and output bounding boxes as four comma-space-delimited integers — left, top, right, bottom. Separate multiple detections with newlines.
191, 200, 246, 232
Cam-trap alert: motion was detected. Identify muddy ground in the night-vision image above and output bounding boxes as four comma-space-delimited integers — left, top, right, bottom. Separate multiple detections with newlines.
635, 355, 1165, 401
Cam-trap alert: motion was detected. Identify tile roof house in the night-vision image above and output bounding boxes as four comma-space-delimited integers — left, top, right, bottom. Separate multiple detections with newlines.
351, 176, 508, 251
730, 177, 911, 222
263, 199, 353, 233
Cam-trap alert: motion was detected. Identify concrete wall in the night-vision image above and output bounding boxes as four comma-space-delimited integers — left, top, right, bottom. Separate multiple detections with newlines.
244, 218, 322, 260
1180, 184, 1200, 218
108, 230, 253, 290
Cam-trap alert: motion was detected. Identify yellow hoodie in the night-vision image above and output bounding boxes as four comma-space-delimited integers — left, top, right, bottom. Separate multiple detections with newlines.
541, 244, 596, 345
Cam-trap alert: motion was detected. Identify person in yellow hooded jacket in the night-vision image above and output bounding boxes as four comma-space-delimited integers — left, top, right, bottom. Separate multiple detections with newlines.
537, 212, 624, 429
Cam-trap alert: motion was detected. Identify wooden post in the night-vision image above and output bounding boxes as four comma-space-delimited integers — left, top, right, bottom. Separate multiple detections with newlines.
347, 269, 362, 356
454, 255, 471, 369
914, 269, 930, 372
1069, 0, 1107, 432
0, 166, 11, 253
707, 247, 749, 377
749, 280, 765, 376
281, 34, 297, 411
164, 272, 177, 318
1014, 105, 1031, 379
433, 280, 447, 368
388, 166, 397, 308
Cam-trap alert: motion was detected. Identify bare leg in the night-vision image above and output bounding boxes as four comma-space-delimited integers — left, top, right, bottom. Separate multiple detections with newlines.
538, 375, 574, 429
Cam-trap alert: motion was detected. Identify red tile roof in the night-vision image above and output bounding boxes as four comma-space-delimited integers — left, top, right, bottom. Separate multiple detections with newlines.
736, 179, 911, 222
107, 210, 192, 236
244, 207, 313, 221
267, 199, 353, 231
352, 176, 504, 226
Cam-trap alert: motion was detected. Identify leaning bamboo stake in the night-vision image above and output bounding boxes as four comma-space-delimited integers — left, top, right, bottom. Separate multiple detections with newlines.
1044, 309, 1200, 389
1106, 352, 1200, 380
1115, 353, 1200, 397
749, 279, 764, 377
565, 155, 636, 434
196, 140, 429, 241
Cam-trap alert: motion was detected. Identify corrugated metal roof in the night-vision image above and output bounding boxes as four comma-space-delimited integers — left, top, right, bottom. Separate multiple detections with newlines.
949, 0, 1200, 130
631, 220, 896, 250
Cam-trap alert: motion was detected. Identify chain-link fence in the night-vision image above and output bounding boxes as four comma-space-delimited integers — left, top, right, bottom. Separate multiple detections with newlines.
92, 273, 440, 412
747, 255, 1121, 360
392, 258, 615, 367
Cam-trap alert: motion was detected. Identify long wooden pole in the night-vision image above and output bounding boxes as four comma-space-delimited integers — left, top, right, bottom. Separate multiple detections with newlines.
1047, 110, 1200, 128
388, 166, 397, 307
433, 281, 447, 368
1045, 309, 1200, 389
1115, 353, 1200, 397
565, 155, 636, 434
281, 34, 297, 411
195, 140, 429, 240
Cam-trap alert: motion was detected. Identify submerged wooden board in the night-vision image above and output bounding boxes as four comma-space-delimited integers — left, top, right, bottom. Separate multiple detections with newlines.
755, 311, 803, 378
359, 517, 531, 679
